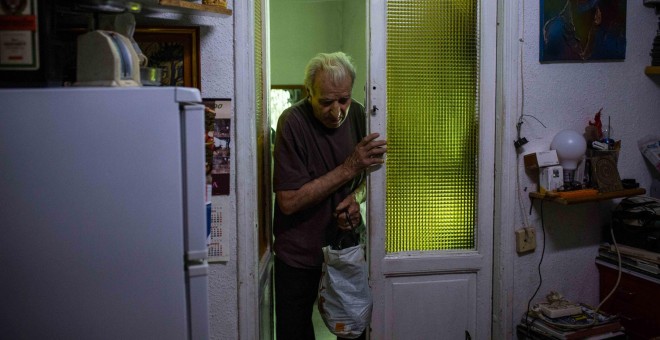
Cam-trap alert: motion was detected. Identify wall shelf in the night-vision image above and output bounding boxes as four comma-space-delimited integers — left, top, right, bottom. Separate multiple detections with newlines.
645, 66, 660, 75
529, 188, 646, 205
141, 0, 232, 17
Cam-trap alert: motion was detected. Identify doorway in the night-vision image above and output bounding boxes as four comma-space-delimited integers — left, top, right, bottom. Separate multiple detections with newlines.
268, 1, 368, 338
265, 0, 496, 338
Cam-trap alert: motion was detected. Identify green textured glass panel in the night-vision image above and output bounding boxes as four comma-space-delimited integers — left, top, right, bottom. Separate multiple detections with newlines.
386, 0, 479, 252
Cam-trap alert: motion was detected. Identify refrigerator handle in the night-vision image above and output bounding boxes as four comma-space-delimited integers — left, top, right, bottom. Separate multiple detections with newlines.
181, 103, 208, 261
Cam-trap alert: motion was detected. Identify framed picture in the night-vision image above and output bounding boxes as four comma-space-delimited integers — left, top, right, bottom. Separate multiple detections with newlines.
539, 0, 626, 62
134, 26, 201, 90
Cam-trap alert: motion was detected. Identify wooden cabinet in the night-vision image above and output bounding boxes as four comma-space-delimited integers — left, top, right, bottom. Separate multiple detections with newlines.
596, 261, 660, 340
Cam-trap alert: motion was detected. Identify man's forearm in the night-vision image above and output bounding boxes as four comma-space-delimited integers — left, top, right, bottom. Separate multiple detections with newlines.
276, 163, 360, 215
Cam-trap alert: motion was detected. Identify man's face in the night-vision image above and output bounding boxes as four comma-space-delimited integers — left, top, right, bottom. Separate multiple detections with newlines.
309, 71, 352, 129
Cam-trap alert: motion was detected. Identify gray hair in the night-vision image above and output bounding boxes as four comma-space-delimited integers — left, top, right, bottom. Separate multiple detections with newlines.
303, 52, 356, 95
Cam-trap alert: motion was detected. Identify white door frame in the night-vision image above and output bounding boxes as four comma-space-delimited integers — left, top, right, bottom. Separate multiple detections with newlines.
234, 0, 260, 339
493, 0, 521, 338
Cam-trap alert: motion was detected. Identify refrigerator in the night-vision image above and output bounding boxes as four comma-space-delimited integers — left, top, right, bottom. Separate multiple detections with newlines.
0, 87, 209, 339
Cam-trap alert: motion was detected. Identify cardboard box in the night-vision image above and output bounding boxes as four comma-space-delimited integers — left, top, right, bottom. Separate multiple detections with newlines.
524, 150, 559, 170
539, 165, 563, 193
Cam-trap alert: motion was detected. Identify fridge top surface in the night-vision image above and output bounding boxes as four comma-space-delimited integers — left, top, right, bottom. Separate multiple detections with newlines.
0, 86, 202, 103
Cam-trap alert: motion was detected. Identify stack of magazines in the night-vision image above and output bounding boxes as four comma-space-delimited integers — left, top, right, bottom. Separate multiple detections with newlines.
597, 243, 660, 278
517, 304, 624, 339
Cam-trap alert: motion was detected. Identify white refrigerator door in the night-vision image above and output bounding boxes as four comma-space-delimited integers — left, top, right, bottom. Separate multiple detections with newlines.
0, 87, 208, 340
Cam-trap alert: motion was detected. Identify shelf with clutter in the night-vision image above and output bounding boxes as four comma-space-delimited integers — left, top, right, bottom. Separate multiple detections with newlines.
527, 109, 647, 205
143, 0, 232, 16
645, 66, 660, 75
529, 188, 646, 205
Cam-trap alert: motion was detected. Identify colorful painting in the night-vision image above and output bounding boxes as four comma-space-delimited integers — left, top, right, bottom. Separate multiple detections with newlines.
540, 0, 626, 62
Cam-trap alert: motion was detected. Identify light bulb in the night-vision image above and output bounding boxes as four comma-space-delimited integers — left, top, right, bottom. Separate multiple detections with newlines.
550, 129, 587, 186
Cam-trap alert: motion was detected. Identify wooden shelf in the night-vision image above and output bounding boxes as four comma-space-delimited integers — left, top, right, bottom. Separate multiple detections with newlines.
529, 188, 646, 205
645, 66, 660, 75
141, 0, 232, 17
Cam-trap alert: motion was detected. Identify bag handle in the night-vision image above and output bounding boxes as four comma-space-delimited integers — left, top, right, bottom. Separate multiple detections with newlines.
333, 210, 359, 250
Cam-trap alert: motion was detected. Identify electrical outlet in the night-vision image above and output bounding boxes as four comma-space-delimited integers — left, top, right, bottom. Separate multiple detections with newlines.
515, 227, 536, 253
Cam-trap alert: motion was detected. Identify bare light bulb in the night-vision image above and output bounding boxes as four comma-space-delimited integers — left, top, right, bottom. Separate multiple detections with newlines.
550, 129, 587, 186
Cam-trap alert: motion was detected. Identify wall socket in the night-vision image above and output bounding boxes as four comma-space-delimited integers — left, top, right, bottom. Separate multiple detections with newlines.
515, 227, 536, 253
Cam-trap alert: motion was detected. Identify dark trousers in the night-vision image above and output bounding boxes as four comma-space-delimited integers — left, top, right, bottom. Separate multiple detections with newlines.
274, 256, 366, 340
275, 256, 322, 340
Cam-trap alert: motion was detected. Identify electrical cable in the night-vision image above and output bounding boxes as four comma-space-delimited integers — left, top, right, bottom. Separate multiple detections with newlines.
515, 0, 532, 231
516, 153, 530, 230
524, 200, 546, 331
594, 223, 623, 312
525, 213, 624, 334
514, 0, 546, 150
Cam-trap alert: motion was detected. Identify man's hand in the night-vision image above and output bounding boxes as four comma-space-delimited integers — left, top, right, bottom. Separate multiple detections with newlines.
334, 194, 361, 230
341, 133, 387, 177
277, 133, 387, 216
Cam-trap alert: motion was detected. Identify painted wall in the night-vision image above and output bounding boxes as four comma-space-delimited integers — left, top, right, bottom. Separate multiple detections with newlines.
135, 3, 238, 339
270, 0, 343, 87
511, 0, 660, 335
342, 0, 368, 104
270, 0, 367, 102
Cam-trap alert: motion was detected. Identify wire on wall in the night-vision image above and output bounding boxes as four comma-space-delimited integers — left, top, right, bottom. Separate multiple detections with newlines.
524, 200, 546, 330
514, 0, 547, 231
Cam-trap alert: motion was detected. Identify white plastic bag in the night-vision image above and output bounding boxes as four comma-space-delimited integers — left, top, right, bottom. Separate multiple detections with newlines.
317, 243, 372, 339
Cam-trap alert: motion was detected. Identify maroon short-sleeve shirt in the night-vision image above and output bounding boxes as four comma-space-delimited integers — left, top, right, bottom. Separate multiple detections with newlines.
273, 99, 366, 268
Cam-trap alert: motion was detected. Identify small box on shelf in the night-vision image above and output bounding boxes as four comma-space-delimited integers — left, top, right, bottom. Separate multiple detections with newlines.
524, 150, 559, 170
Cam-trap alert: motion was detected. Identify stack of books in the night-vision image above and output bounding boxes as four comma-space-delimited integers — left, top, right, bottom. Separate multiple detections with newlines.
597, 243, 660, 279
518, 304, 624, 339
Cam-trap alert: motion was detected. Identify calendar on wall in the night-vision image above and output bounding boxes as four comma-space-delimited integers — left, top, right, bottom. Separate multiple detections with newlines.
207, 204, 229, 262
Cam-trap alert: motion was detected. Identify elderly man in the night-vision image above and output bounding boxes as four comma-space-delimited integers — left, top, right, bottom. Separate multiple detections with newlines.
273, 51, 387, 339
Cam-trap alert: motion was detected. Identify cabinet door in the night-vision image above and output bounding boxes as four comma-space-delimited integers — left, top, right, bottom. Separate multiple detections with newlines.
598, 263, 660, 339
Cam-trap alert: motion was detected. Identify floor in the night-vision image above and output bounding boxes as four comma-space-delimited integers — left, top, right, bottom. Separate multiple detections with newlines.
312, 301, 335, 340
273, 301, 335, 340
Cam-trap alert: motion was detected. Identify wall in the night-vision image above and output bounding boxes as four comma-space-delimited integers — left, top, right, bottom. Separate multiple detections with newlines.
510, 0, 660, 335
341, 0, 367, 104
270, 0, 366, 102
270, 0, 343, 86
135, 3, 238, 339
